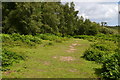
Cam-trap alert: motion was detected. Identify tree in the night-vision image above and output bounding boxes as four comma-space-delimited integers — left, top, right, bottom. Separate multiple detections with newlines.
3, 2, 42, 35
40, 2, 61, 34
2, 2, 104, 36
101, 22, 107, 26
61, 2, 79, 35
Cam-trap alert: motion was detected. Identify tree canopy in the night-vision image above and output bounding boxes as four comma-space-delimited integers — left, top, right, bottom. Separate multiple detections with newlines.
2, 2, 111, 36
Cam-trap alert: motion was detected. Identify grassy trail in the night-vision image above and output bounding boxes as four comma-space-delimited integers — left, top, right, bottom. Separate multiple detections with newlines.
3, 39, 101, 78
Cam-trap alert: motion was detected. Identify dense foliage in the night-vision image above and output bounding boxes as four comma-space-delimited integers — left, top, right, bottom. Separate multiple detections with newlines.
74, 33, 120, 42
83, 41, 118, 63
1, 49, 25, 71
82, 34, 120, 79
2, 2, 116, 36
1, 33, 42, 46
35, 33, 68, 42
101, 51, 120, 79
1, 33, 68, 44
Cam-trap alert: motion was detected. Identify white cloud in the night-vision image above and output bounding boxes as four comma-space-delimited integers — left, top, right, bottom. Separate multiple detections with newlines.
78, 13, 89, 19
73, 2, 118, 26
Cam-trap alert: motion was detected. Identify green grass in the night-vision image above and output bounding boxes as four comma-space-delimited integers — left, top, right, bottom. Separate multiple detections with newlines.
2, 39, 101, 78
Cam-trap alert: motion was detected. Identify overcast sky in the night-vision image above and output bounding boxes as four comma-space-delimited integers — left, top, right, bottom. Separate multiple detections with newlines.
61, 0, 119, 26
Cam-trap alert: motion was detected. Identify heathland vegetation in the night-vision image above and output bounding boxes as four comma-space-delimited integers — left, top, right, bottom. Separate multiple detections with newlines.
1, 2, 120, 79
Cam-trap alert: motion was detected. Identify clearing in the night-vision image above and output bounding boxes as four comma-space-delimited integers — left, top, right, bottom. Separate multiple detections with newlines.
3, 39, 101, 78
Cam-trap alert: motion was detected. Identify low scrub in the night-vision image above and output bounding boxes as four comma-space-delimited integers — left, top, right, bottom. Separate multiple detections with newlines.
83, 41, 118, 63
99, 27, 118, 34
83, 35, 119, 79
74, 34, 120, 42
101, 51, 120, 79
1, 49, 25, 71
1, 33, 42, 45
35, 33, 68, 42
74, 35, 96, 42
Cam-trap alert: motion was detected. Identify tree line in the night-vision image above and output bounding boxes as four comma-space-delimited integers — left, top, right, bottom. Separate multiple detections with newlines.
2, 2, 112, 36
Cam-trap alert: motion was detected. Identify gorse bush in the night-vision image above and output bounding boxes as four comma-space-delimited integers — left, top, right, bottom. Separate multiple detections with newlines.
74, 34, 120, 42
99, 27, 117, 34
95, 34, 119, 42
22, 35, 42, 44
36, 34, 59, 41
74, 35, 96, 42
43, 42, 54, 47
82, 35, 120, 79
1, 49, 25, 71
83, 48, 116, 63
2, 33, 42, 44
35, 33, 68, 42
0, 34, 11, 42
83, 41, 117, 63
83, 48, 104, 61
91, 41, 118, 51
1, 33, 69, 47
11, 33, 42, 44
101, 51, 120, 79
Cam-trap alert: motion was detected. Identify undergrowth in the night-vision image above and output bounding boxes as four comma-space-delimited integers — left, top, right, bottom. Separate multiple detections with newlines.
82, 34, 120, 79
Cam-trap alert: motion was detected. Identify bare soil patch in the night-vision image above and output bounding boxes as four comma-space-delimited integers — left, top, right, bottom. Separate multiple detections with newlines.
3, 70, 16, 75
68, 68, 78, 72
43, 61, 51, 66
60, 56, 75, 61
66, 42, 79, 53
53, 56, 58, 59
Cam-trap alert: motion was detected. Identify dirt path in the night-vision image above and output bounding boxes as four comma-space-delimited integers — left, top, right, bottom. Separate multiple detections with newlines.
66, 43, 79, 53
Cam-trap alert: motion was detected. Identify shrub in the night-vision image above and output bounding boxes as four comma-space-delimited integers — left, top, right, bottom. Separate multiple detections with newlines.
2, 33, 42, 45
83, 48, 115, 63
1, 49, 25, 71
43, 42, 54, 47
92, 41, 118, 51
101, 52, 120, 79
11, 33, 22, 41
74, 34, 120, 42
83, 40, 117, 63
1, 34, 12, 42
35, 33, 68, 42
74, 35, 96, 42
23, 35, 42, 44
95, 34, 119, 42
99, 27, 115, 34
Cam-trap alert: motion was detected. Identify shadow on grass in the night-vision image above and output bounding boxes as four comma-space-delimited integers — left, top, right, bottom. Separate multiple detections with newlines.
94, 68, 103, 77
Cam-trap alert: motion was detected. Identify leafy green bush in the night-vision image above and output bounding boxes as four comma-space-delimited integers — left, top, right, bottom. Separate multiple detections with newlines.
43, 42, 54, 47
74, 34, 120, 42
22, 35, 42, 44
11, 33, 22, 41
92, 41, 118, 51
2, 33, 42, 45
83, 48, 115, 63
83, 41, 117, 63
1, 49, 25, 71
0, 34, 12, 42
82, 35, 120, 79
101, 51, 120, 79
35, 33, 68, 42
99, 27, 115, 34
95, 34, 119, 42
74, 35, 96, 42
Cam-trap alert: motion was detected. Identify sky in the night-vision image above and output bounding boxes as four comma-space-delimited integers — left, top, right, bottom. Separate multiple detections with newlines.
61, 0, 119, 26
